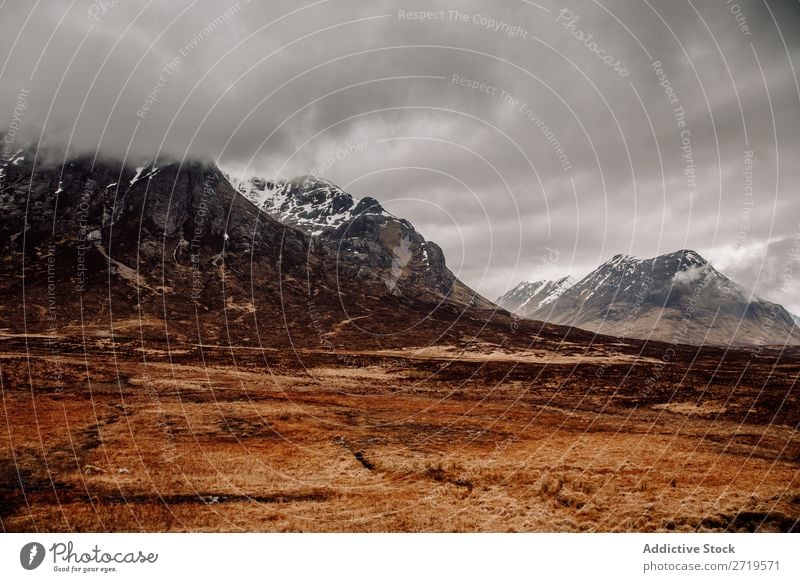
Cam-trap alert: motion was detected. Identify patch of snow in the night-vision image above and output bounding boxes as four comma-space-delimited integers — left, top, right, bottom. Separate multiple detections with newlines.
129, 166, 146, 185
226, 174, 395, 236
538, 276, 576, 307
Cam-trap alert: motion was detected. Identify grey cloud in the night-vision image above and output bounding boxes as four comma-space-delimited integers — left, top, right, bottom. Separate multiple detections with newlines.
1, 0, 799, 311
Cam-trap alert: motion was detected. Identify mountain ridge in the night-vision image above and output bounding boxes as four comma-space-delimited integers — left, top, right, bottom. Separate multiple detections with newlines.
228, 174, 392, 236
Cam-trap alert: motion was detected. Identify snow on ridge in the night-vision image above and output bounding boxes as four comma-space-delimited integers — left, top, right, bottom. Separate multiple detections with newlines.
537, 276, 577, 306
500, 275, 577, 314
129, 163, 161, 186
228, 173, 389, 236
129, 166, 146, 185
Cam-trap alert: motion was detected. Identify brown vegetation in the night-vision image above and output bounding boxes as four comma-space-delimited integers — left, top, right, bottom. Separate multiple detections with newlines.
1, 332, 798, 532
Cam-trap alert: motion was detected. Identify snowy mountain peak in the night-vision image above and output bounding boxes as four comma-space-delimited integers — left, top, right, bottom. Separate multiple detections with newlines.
606, 253, 635, 267
497, 275, 576, 317
601, 250, 707, 271
498, 248, 798, 346
674, 248, 707, 265
227, 173, 389, 236
222, 171, 494, 308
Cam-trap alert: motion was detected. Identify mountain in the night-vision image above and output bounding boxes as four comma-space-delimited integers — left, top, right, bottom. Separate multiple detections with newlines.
498, 250, 799, 346
11, 148, 791, 352
230, 173, 493, 308
496, 276, 575, 318
0, 152, 511, 350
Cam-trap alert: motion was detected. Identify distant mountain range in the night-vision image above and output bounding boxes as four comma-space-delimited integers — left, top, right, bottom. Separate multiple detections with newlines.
497, 250, 799, 346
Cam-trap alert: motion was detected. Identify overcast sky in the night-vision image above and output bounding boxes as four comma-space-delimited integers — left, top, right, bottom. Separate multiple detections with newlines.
2, 0, 800, 311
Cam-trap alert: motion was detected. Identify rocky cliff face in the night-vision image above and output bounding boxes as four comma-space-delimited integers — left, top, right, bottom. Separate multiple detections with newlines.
0, 153, 310, 341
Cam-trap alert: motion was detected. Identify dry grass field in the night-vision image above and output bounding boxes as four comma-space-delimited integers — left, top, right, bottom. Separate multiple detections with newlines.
1, 332, 798, 532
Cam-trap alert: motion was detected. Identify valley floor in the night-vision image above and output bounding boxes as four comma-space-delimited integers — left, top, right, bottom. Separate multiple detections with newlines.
1, 335, 798, 532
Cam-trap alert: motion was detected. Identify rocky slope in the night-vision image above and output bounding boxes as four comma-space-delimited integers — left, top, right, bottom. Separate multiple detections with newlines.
498, 250, 798, 346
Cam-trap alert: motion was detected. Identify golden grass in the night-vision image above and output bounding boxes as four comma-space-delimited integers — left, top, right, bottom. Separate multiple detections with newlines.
1, 343, 798, 532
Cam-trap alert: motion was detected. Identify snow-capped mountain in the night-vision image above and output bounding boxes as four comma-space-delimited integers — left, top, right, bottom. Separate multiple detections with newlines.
228, 174, 389, 236
498, 250, 799, 346
228, 173, 495, 308
496, 276, 575, 318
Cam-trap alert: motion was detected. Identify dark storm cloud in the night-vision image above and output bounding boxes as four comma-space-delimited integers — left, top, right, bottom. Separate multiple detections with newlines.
2, 0, 799, 311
